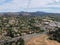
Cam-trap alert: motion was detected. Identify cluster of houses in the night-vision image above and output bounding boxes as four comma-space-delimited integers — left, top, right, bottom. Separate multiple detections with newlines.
42, 18, 60, 32
0, 16, 60, 37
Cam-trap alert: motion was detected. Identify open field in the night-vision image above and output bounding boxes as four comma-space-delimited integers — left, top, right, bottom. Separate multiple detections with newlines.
25, 34, 60, 45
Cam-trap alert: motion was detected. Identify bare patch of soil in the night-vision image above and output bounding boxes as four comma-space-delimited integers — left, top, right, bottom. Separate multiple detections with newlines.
25, 34, 60, 45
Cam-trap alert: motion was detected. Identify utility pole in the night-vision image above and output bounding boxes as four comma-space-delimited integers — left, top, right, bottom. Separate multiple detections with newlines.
26, 0, 32, 12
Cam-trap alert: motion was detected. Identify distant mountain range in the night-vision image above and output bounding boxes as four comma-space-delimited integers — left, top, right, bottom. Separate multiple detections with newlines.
0, 11, 60, 16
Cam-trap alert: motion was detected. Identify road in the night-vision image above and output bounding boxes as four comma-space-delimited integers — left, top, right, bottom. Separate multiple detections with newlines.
0, 31, 47, 44
21, 31, 47, 41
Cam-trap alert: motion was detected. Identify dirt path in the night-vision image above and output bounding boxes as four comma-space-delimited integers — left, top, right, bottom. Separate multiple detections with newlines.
25, 34, 60, 45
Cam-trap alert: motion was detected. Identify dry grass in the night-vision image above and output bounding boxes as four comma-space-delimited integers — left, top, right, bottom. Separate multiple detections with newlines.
25, 34, 60, 45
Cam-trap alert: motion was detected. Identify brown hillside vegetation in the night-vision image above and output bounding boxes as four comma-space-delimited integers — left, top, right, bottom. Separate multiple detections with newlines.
25, 34, 60, 45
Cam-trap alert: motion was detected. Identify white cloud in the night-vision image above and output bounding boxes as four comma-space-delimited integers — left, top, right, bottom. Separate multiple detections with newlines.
29, 0, 53, 8
55, 0, 60, 2
29, 0, 60, 8
0, 0, 28, 12
0, 0, 60, 12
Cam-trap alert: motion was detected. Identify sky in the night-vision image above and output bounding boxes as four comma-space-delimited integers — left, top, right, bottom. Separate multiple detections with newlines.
0, 0, 60, 13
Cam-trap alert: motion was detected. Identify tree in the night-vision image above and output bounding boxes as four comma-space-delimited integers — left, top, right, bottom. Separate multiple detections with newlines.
7, 27, 14, 38
48, 28, 60, 42
16, 38, 24, 45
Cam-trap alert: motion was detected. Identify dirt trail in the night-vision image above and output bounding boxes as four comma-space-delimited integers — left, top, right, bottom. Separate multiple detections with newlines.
25, 34, 60, 45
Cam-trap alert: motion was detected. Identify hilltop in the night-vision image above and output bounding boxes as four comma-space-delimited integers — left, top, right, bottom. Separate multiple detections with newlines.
26, 34, 60, 45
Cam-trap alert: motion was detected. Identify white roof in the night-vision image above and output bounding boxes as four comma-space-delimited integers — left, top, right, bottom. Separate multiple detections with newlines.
49, 22, 57, 27
49, 21, 60, 27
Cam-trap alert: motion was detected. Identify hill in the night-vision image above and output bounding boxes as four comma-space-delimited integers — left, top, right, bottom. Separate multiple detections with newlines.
0, 11, 60, 16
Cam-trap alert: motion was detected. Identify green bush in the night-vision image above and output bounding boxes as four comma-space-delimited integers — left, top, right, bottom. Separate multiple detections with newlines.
48, 28, 60, 42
